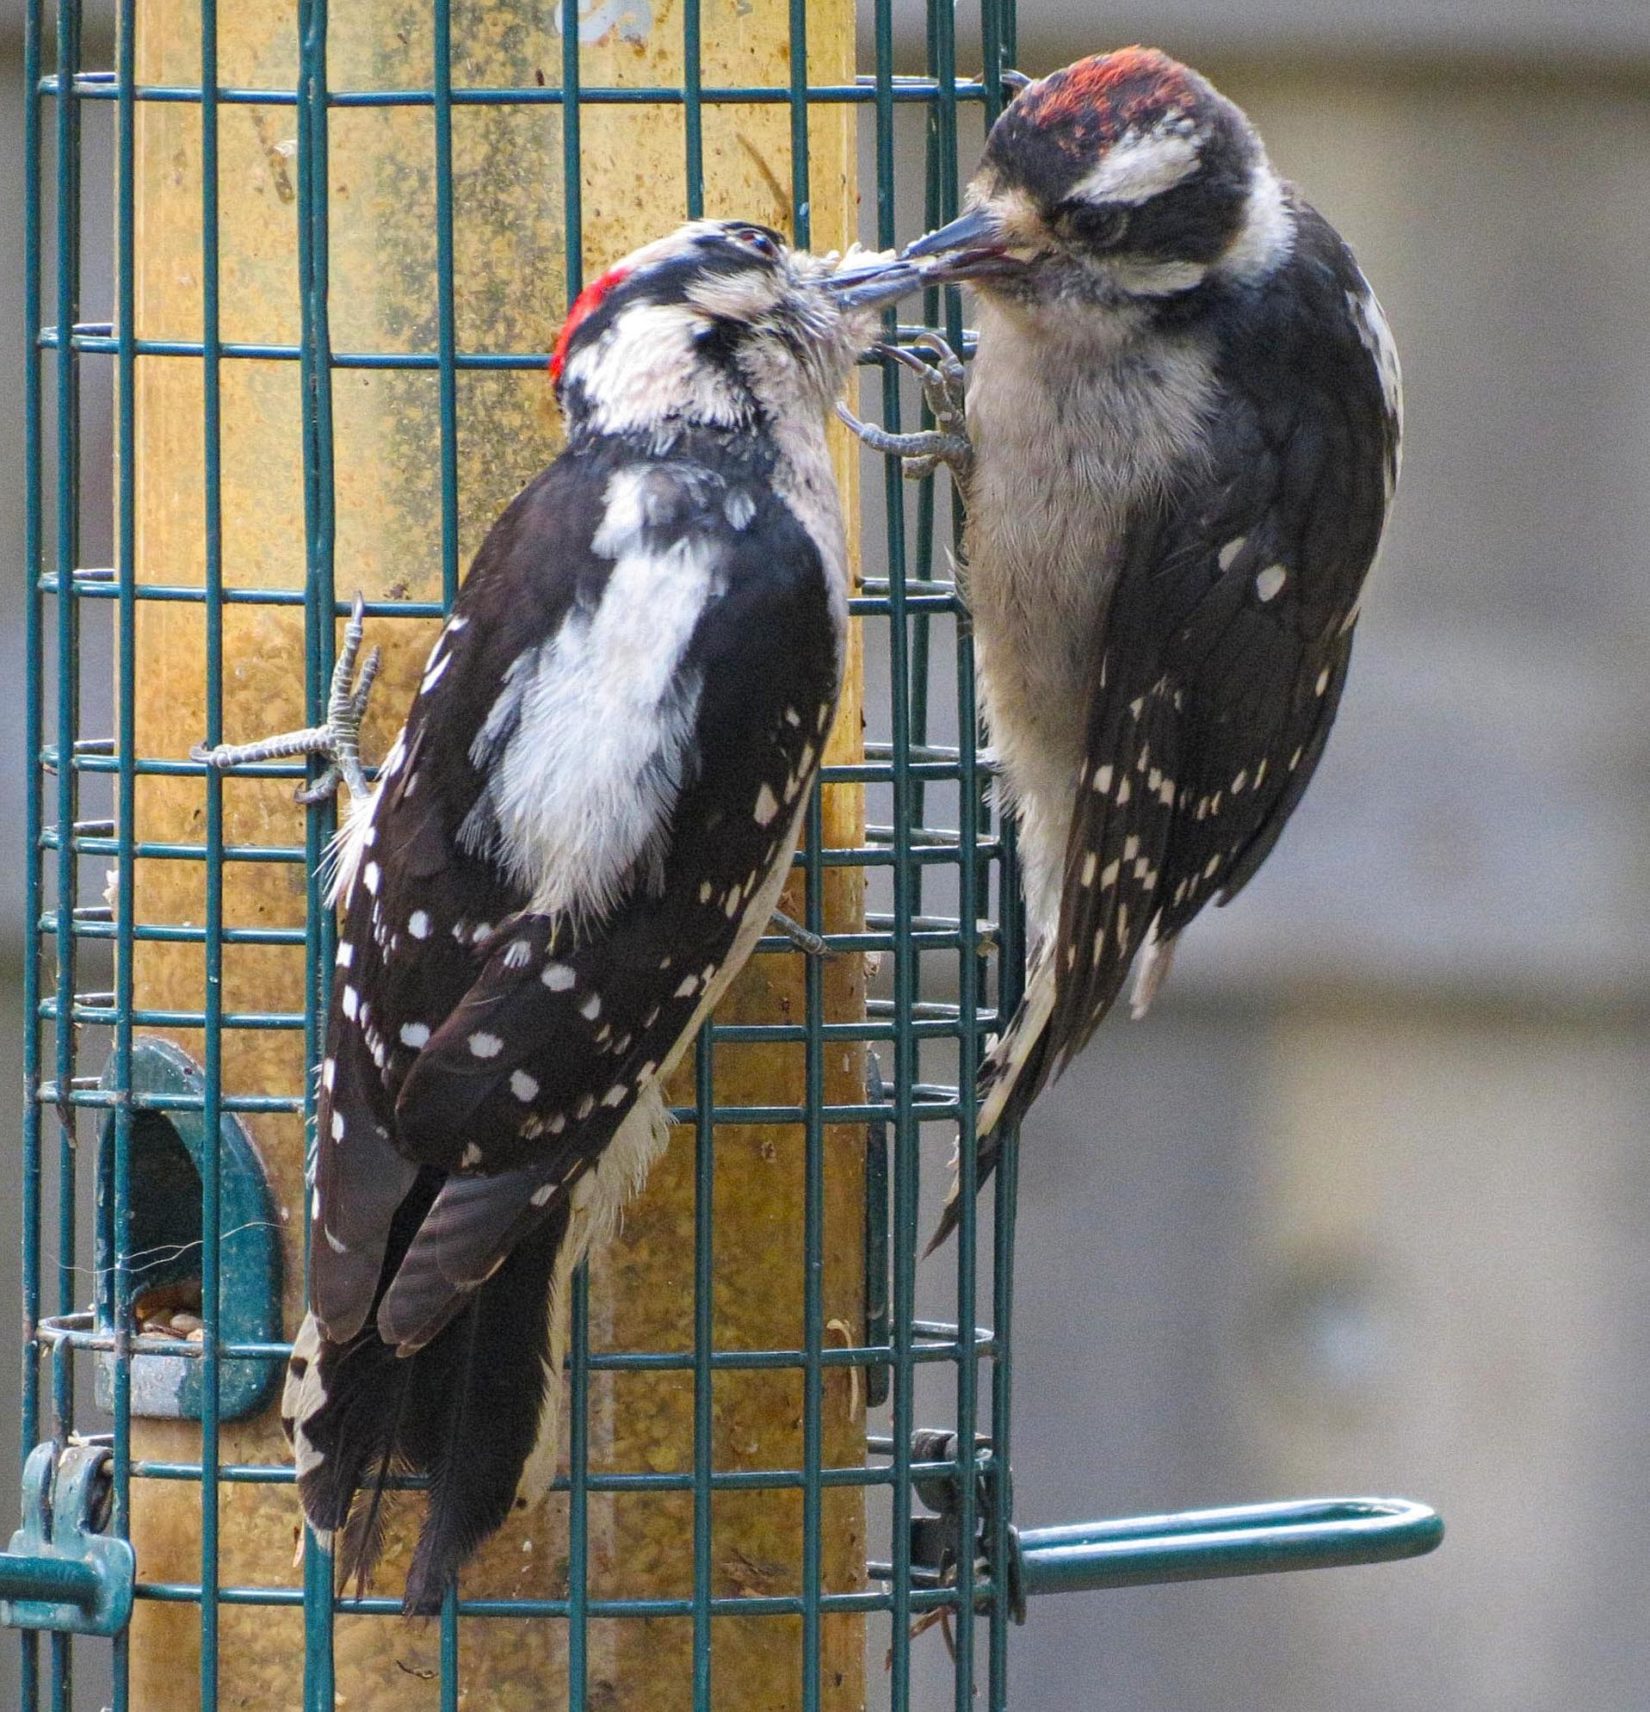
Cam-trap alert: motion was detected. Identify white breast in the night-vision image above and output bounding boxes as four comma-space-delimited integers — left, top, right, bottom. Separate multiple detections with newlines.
964, 295, 1215, 933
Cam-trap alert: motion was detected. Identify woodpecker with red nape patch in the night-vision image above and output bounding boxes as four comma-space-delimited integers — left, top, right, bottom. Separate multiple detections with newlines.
200, 222, 928, 1611
846, 49, 1401, 1247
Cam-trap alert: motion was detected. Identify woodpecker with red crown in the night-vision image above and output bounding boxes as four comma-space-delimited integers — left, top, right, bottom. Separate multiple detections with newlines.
197, 221, 930, 1611
846, 49, 1402, 1248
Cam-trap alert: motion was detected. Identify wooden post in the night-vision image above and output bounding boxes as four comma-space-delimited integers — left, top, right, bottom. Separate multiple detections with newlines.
124, 2, 864, 1708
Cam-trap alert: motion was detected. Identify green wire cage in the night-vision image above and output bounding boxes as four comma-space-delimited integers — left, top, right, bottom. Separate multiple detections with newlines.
8, 2, 1441, 1708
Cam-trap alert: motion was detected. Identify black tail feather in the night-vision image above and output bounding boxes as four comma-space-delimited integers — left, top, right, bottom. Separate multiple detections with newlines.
337, 1371, 410, 1600
287, 1193, 570, 1614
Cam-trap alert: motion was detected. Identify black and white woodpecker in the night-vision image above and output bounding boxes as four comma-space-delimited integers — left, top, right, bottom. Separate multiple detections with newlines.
196, 221, 930, 1611
846, 48, 1402, 1246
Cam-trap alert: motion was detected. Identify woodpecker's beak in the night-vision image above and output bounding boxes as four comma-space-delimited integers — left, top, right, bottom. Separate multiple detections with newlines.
822, 255, 931, 311
899, 206, 1025, 285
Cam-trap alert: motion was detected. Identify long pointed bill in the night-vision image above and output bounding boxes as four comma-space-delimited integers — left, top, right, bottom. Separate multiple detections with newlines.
899, 205, 1025, 286
902, 205, 1002, 259
822, 256, 932, 311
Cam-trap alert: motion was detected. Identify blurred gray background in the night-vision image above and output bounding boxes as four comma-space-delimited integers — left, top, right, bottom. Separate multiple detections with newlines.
2, 1, 1649, 1708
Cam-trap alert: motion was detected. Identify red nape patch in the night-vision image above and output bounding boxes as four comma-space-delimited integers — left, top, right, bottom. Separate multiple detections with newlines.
549, 265, 631, 383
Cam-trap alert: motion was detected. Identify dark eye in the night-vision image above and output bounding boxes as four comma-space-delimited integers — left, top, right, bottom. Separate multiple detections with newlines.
731, 226, 781, 259
1063, 203, 1131, 249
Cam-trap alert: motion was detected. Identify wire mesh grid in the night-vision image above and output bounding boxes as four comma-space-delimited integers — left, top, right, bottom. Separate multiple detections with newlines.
20, 1, 1023, 1706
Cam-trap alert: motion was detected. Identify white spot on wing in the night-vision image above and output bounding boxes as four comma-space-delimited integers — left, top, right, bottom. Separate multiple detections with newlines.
542, 962, 575, 991
511, 1070, 540, 1103
400, 1021, 431, 1049
1255, 564, 1287, 602
468, 1031, 503, 1059
408, 909, 431, 940
422, 649, 451, 694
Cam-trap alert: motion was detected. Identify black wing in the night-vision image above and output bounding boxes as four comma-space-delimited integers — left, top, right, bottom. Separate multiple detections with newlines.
1045, 207, 1400, 1071
310, 441, 841, 1348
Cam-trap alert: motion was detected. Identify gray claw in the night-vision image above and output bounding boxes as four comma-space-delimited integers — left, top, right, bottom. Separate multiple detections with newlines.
883, 334, 968, 431
836, 402, 973, 487
839, 336, 973, 487
191, 591, 382, 805
769, 909, 832, 959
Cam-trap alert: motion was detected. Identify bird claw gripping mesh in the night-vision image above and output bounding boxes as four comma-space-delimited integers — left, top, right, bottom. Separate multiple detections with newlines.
190, 591, 382, 804
838, 333, 973, 485
185, 593, 832, 961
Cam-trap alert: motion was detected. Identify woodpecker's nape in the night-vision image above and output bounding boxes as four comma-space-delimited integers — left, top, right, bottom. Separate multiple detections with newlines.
871, 49, 1401, 1249
256, 221, 933, 1612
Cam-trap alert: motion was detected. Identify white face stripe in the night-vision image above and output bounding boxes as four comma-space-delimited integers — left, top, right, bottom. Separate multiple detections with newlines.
1071, 123, 1203, 208
1102, 256, 1211, 297
565, 301, 745, 435
1218, 160, 1294, 283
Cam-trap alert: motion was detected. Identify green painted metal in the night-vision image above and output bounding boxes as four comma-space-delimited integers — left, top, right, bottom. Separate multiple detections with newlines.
16, 1, 1444, 1707
85, 1038, 283, 1424
1012, 1498, 1446, 1612
0, 1445, 136, 1640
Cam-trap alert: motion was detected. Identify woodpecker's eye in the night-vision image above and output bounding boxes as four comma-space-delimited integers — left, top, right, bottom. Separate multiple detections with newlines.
1063, 203, 1132, 250
730, 225, 782, 260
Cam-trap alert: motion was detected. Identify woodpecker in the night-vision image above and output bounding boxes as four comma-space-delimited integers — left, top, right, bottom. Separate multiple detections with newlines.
850, 49, 1401, 1246
219, 221, 923, 1611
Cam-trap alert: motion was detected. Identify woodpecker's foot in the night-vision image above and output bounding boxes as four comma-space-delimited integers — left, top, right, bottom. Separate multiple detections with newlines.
838, 334, 972, 486
191, 593, 382, 805
769, 910, 831, 958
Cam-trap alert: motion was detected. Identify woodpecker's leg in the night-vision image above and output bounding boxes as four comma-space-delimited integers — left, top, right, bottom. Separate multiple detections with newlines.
837, 334, 972, 487
191, 593, 382, 805
768, 910, 831, 959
